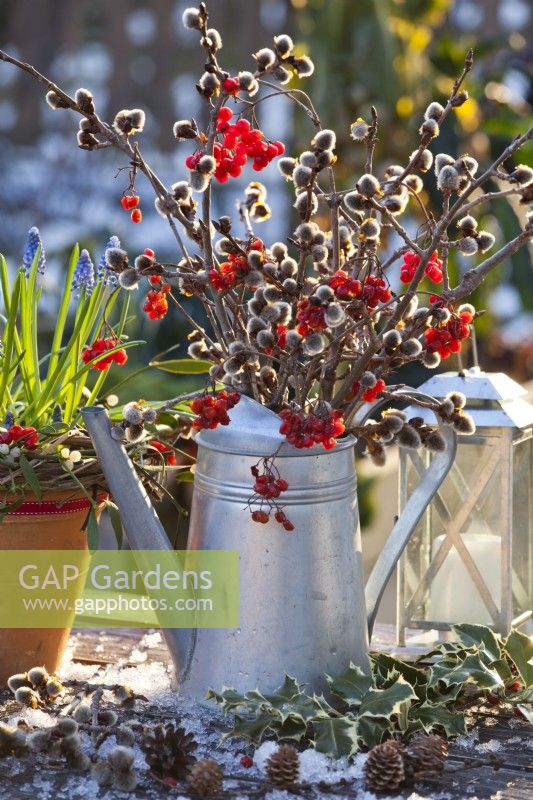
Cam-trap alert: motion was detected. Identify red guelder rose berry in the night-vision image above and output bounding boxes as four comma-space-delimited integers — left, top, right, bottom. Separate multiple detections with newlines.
240, 756, 253, 769
329, 270, 361, 300
279, 409, 345, 450
222, 76, 240, 96
120, 194, 140, 210
361, 275, 391, 307
296, 299, 327, 336
424, 306, 474, 360
81, 338, 128, 371
0, 425, 39, 450
400, 250, 443, 285
131, 208, 142, 223
191, 391, 240, 431
150, 440, 177, 466
349, 378, 386, 403
251, 510, 269, 524
143, 289, 169, 320
144, 248, 155, 258
190, 120, 284, 184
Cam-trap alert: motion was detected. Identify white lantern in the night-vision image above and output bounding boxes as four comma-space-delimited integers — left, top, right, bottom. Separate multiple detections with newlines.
398, 367, 533, 642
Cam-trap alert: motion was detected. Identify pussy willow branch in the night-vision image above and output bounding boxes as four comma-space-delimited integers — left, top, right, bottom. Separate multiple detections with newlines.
444, 224, 533, 303
390, 48, 474, 192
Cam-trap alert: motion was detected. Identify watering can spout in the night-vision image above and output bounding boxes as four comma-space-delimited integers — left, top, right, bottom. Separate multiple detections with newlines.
81, 406, 193, 679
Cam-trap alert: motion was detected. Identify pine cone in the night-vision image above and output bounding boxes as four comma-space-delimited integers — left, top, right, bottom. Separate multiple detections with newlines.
404, 734, 447, 779
266, 744, 300, 788
187, 758, 223, 796
142, 723, 197, 779
364, 740, 405, 792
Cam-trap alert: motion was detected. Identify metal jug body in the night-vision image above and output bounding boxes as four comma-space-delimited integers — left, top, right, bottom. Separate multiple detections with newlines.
181, 432, 368, 696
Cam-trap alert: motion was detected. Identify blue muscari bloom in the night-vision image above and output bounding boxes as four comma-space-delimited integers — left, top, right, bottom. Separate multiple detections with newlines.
22, 227, 46, 275
72, 248, 96, 294
98, 234, 121, 286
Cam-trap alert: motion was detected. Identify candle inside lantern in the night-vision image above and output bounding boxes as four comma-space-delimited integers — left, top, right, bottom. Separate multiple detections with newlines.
428, 523, 501, 625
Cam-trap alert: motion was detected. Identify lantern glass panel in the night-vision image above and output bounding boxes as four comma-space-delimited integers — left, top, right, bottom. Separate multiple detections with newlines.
512, 433, 532, 619
399, 432, 508, 633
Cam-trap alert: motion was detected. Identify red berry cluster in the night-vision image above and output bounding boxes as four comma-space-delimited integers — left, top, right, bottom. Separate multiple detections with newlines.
329, 270, 361, 300
296, 299, 327, 336
0, 425, 39, 451
190, 390, 240, 430
279, 408, 345, 450
424, 307, 474, 359
361, 275, 392, 308
249, 460, 294, 531
150, 440, 177, 466
262, 324, 288, 355
188, 107, 284, 183
349, 377, 386, 403
209, 237, 264, 292
81, 338, 128, 371
143, 283, 170, 320
400, 250, 443, 284
120, 193, 142, 224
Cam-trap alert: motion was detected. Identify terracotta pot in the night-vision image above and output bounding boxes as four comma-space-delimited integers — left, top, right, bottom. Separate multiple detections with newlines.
0, 490, 106, 685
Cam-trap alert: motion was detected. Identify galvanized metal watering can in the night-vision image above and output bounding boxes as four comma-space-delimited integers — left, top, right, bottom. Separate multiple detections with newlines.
83, 392, 456, 697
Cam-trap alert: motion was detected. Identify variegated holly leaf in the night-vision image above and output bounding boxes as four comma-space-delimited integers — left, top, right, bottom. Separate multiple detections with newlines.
326, 663, 373, 706
504, 630, 533, 688
409, 703, 467, 737
205, 686, 248, 714
228, 713, 277, 743
358, 676, 417, 719
452, 623, 502, 663
312, 716, 359, 758
371, 654, 428, 700
357, 716, 391, 748
277, 714, 309, 742
429, 653, 503, 689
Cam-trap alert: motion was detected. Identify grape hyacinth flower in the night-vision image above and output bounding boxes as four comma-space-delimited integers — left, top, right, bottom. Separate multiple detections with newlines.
72, 248, 96, 294
22, 226, 46, 275
98, 235, 121, 286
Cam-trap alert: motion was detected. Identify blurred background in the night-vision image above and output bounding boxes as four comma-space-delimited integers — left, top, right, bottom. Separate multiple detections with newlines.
0, 0, 532, 617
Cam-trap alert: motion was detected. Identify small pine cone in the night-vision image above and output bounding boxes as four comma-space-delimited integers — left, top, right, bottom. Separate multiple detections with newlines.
266, 744, 300, 788
187, 758, 223, 796
364, 741, 405, 792
142, 723, 197, 780
403, 734, 447, 779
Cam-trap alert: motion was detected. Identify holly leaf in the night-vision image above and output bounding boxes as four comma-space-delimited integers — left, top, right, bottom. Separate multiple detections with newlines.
356, 716, 390, 748
312, 716, 359, 758
452, 624, 502, 663
358, 677, 417, 720
429, 653, 503, 690
263, 674, 306, 709
505, 630, 533, 688
276, 714, 308, 742
409, 704, 467, 737
229, 714, 275, 743
205, 686, 247, 714
327, 663, 373, 706
371, 654, 427, 699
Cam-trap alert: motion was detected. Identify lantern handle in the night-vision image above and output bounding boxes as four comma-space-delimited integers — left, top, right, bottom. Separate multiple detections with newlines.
356, 388, 458, 637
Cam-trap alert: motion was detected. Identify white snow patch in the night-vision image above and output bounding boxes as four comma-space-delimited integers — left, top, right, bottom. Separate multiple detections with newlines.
254, 740, 278, 771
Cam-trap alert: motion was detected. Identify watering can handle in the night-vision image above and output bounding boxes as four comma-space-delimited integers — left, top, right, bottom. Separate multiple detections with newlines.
355, 389, 457, 637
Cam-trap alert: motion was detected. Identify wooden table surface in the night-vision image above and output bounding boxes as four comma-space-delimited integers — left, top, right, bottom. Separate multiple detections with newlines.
0, 627, 531, 799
